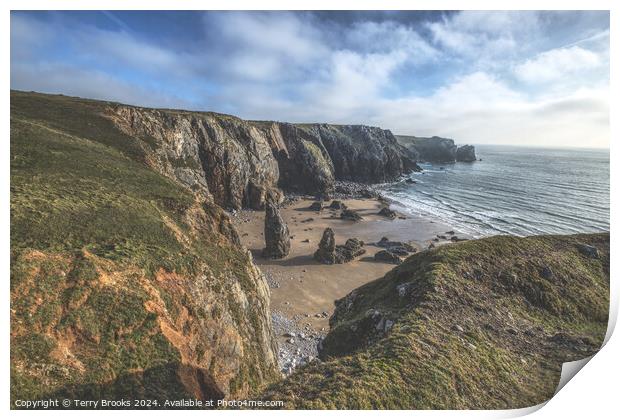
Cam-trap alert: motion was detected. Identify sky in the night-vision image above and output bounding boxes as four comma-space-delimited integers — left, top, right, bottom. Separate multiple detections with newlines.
10, 10, 610, 148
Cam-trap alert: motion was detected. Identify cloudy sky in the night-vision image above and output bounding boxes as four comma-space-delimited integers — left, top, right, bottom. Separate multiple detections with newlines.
11, 11, 610, 148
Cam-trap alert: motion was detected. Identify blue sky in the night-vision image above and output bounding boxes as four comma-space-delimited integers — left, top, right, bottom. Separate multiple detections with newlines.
11, 10, 609, 147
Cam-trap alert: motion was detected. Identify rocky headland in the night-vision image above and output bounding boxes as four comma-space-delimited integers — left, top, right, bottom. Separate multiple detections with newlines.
10, 91, 609, 409
396, 134, 477, 163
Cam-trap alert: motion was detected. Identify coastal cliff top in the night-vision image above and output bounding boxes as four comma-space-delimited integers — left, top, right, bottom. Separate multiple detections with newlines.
261, 232, 609, 409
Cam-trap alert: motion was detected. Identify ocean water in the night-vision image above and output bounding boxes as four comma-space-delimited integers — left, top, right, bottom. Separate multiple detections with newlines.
381, 145, 610, 238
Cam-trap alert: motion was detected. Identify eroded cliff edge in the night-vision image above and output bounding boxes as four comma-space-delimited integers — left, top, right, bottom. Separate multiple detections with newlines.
10, 91, 280, 403
107, 103, 420, 210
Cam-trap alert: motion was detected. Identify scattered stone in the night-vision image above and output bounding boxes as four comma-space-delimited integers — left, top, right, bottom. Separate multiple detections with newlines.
301, 238, 310, 243
452, 324, 464, 333
507, 327, 518, 335
437, 234, 447, 240
340, 209, 363, 221
301, 217, 314, 223
446, 230, 455, 235
428, 243, 435, 249
284, 332, 296, 338
577, 243, 599, 258
377, 206, 397, 219
287, 338, 295, 344
374, 250, 402, 264
405, 178, 416, 184
262, 201, 290, 259
309, 201, 323, 211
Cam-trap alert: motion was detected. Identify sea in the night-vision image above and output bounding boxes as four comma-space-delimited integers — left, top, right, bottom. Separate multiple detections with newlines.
381, 145, 610, 238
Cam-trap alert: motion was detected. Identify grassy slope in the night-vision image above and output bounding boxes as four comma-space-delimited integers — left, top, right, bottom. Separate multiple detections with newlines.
261, 234, 609, 409
10, 91, 277, 403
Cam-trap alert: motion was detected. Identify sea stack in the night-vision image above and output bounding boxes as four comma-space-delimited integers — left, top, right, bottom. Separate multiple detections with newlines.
263, 201, 290, 259
314, 228, 337, 264
456, 145, 477, 162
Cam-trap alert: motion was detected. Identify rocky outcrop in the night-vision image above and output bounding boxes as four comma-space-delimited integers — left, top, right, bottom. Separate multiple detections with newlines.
263, 201, 291, 259
377, 206, 396, 219
456, 145, 477, 162
328, 200, 347, 210
314, 228, 337, 264
396, 135, 477, 164
109, 105, 421, 210
374, 249, 402, 264
109, 106, 283, 210
298, 124, 421, 183
340, 209, 363, 222
314, 229, 366, 264
267, 123, 336, 198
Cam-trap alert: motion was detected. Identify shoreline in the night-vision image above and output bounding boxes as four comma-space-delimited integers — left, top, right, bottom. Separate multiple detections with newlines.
232, 194, 469, 374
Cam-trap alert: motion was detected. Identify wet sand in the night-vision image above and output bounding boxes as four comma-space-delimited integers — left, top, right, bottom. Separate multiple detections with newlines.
234, 198, 462, 332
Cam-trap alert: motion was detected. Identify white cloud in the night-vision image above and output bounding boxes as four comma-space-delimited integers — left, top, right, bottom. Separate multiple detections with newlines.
10, 11, 610, 149
514, 46, 602, 84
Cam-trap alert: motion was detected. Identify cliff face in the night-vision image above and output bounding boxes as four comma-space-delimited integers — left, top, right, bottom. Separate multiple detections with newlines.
297, 124, 421, 184
396, 135, 476, 163
109, 106, 284, 210
10, 92, 279, 403
262, 233, 609, 409
108, 104, 419, 208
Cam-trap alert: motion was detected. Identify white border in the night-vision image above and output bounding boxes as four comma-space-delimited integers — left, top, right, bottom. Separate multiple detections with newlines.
2, 1, 617, 419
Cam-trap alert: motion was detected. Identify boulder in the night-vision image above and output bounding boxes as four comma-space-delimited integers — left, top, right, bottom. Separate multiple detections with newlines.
263, 201, 291, 259
329, 200, 347, 210
335, 238, 366, 263
377, 207, 397, 219
376, 237, 416, 252
340, 209, 363, 222
387, 246, 410, 256
309, 201, 323, 211
314, 229, 366, 264
577, 243, 599, 258
374, 250, 402, 264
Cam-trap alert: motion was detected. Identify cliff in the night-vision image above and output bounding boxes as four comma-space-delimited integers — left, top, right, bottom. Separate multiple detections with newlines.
261, 233, 609, 409
10, 92, 280, 403
396, 135, 476, 163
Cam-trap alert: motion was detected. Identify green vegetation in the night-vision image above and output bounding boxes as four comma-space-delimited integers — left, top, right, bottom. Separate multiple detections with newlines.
261, 233, 609, 409
10, 91, 278, 405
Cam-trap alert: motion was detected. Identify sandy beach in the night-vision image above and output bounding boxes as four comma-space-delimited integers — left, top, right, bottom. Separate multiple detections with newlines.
234, 198, 462, 328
